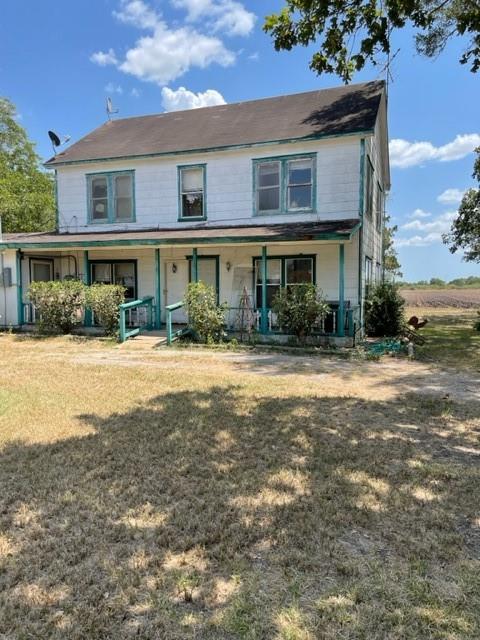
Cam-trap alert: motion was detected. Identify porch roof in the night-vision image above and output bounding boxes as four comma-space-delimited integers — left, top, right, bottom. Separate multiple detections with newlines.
1, 219, 360, 249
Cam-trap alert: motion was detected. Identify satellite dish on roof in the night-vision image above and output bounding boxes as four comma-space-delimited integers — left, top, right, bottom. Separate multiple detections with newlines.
106, 97, 119, 120
48, 130, 71, 155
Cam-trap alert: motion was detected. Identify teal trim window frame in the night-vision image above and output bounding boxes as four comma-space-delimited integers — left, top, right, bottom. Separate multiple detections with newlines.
375, 180, 383, 232
251, 254, 316, 309
252, 153, 317, 216
86, 170, 136, 224
177, 164, 207, 221
364, 156, 374, 219
365, 256, 373, 295
186, 254, 220, 302
89, 259, 138, 301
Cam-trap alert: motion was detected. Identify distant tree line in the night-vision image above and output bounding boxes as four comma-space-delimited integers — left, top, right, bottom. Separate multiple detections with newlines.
399, 276, 480, 289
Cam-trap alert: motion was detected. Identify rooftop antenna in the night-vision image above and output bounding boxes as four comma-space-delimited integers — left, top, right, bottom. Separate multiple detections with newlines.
48, 130, 71, 156
106, 96, 119, 120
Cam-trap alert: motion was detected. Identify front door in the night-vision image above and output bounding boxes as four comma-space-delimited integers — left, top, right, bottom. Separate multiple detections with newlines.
165, 260, 189, 323
189, 256, 219, 301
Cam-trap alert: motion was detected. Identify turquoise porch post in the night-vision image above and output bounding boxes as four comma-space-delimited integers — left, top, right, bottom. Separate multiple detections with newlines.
338, 243, 345, 337
260, 245, 268, 334
155, 248, 162, 329
16, 250, 23, 326
192, 248, 199, 282
83, 250, 91, 326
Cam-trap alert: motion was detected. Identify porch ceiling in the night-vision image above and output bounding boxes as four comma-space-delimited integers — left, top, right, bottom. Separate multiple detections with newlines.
2, 219, 360, 249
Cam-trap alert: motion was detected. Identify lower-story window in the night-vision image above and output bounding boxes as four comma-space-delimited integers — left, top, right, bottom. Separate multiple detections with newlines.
90, 261, 136, 300
254, 256, 315, 308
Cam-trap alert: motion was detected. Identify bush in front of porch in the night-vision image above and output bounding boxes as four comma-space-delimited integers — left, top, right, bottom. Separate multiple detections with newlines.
272, 283, 330, 342
28, 281, 126, 337
184, 281, 228, 343
86, 284, 125, 337
28, 280, 86, 334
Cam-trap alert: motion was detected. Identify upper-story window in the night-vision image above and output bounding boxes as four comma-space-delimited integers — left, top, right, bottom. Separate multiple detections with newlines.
87, 171, 135, 224
178, 164, 206, 220
365, 157, 374, 218
254, 154, 315, 215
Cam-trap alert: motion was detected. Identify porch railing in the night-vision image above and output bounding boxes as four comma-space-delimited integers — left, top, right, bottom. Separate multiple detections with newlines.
166, 301, 191, 345
119, 296, 154, 343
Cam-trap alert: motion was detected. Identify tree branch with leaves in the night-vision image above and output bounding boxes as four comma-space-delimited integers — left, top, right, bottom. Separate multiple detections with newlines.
264, 0, 480, 82
0, 97, 55, 233
443, 147, 480, 262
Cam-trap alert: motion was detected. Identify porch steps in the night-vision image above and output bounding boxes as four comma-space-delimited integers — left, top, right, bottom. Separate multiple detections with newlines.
118, 330, 168, 349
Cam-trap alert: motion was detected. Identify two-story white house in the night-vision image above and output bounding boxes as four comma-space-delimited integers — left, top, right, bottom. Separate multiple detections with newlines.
0, 80, 389, 344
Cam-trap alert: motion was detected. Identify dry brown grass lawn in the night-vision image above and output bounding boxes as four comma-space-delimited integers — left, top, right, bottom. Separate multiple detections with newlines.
0, 334, 479, 639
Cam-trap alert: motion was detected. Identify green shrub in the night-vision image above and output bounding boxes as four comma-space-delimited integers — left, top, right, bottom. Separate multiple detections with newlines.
184, 281, 227, 343
86, 284, 125, 336
365, 282, 405, 337
474, 311, 480, 332
28, 280, 86, 334
272, 283, 330, 341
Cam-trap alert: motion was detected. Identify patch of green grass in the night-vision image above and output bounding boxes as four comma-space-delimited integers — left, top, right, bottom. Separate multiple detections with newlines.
412, 310, 480, 372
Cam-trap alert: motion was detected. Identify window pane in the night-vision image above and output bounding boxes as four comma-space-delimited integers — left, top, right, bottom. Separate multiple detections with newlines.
182, 193, 203, 217
286, 258, 313, 285
92, 199, 108, 220
114, 263, 135, 299
115, 175, 132, 198
32, 262, 52, 282
182, 167, 203, 191
256, 285, 280, 308
91, 263, 112, 284
288, 159, 312, 185
288, 185, 311, 209
258, 187, 279, 211
92, 177, 107, 198
116, 197, 132, 220
258, 162, 280, 188
255, 259, 281, 286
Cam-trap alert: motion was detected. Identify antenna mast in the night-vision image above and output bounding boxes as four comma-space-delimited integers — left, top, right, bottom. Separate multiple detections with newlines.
106, 97, 119, 121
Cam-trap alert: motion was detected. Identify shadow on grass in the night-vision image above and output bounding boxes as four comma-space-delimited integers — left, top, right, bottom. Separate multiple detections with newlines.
0, 388, 479, 638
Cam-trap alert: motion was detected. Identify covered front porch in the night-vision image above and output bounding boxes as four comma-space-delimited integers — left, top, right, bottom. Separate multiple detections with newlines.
7, 220, 362, 345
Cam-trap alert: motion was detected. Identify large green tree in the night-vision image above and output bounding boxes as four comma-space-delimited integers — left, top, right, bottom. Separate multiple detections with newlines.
443, 147, 480, 262
0, 97, 55, 233
264, 0, 480, 82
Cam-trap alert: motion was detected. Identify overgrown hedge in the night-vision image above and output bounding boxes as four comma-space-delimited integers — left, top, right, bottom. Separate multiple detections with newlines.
272, 283, 330, 341
28, 281, 125, 336
184, 281, 227, 343
365, 282, 406, 337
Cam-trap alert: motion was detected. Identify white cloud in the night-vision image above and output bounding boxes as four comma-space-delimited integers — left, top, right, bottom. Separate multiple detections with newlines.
437, 188, 465, 205
130, 88, 141, 98
408, 208, 431, 219
389, 134, 480, 169
395, 233, 444, 247
248, 51, 259, 61
114, 0, 158, 28
161, 86, 226, 111
402, 211, 456, 233
397, 211, 457, 247
104, 0, 235, 86
172, 0, 256, 36
105, 82, 123, 94
120, 26, 234, 85
90, 48, 118, 66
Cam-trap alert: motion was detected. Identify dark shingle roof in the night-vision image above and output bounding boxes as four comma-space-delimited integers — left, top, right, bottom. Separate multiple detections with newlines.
45, 81, 384, 166
1, 219, 360, 247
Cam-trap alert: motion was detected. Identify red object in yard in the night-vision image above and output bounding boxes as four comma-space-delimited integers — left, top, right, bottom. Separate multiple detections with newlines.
408, 315, 429, 330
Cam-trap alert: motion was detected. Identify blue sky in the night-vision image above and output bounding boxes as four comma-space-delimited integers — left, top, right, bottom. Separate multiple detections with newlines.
1, 0, 479, 281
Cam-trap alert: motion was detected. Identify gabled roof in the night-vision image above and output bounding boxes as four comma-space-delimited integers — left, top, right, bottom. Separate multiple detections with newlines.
45, 81, 385, 166
1, 219, 361, 248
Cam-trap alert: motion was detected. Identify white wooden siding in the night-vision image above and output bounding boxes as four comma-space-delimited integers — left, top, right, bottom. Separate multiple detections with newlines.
56, 137, 362, 233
